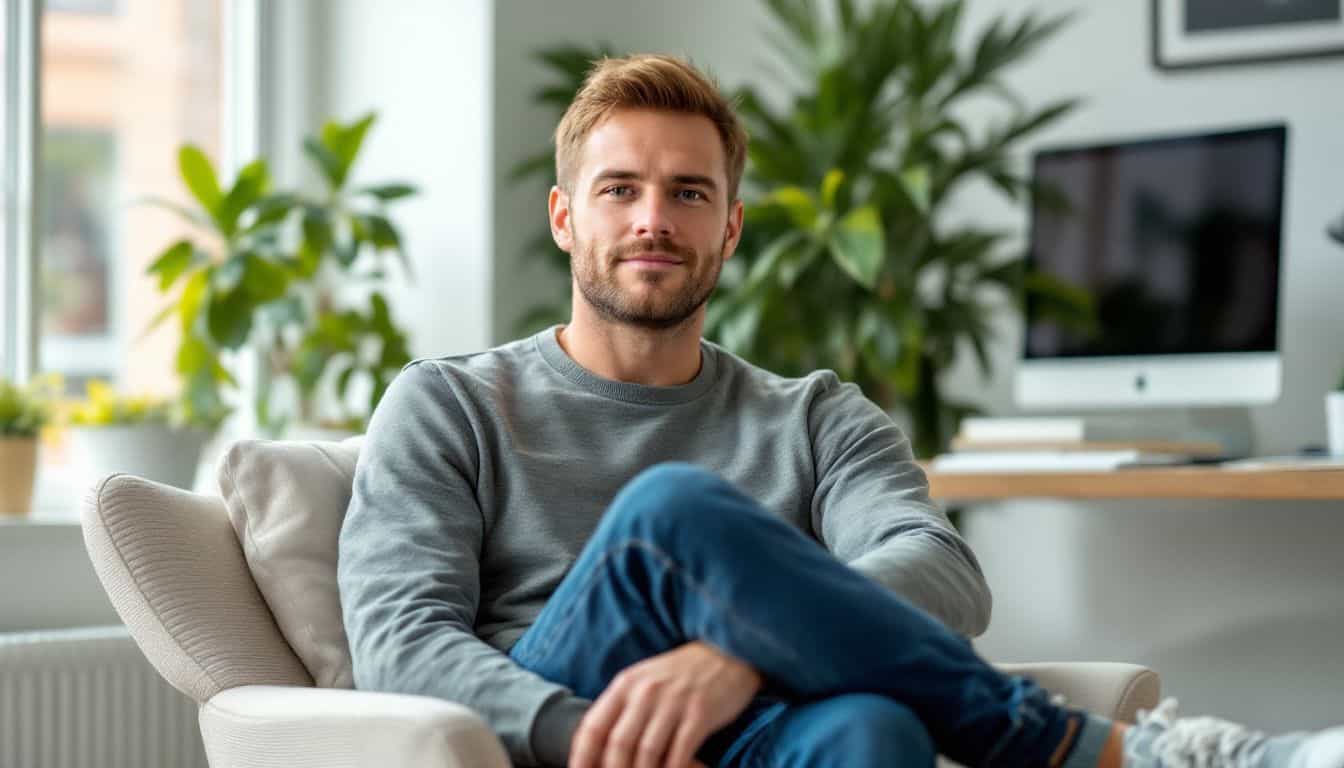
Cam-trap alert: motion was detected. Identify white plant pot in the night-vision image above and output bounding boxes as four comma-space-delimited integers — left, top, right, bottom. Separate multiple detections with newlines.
69, 424, 212, 490
1328, 391, 1344, 457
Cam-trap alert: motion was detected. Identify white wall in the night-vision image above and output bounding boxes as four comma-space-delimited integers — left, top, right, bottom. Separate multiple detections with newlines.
321, 0, 494, 358
939, 2, 1344, 731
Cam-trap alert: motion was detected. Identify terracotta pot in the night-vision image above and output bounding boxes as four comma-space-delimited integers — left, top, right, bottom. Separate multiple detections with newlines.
0, 436, 39, 517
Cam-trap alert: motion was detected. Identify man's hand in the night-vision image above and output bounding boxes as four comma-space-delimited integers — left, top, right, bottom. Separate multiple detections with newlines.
569, 641, 763, 768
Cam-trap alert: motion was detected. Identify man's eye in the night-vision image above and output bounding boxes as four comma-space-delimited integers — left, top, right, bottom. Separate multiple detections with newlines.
604, 185, 634, 198
677, 189, 707, 202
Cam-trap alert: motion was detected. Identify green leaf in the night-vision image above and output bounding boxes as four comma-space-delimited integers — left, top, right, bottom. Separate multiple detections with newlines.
720, 300, 764, 354
301, 207, 334, 263
745, 230, 807, 291
303, 138, 343, 187
263, 295, 306, 327
829, 205, 884, 290
218, 159, 270, 237
766, 186, 819, 229
178, 146, 223, 221
146, 240, 199, 291
244, 192, 297, 234
369, 292, 394, 333
139, 302, 177, 341
354, 183, 417, 201
899, 166, 931, 213
213, 254, 246, 293
536, 44, 608, 81
294, 343, 331, 393
207, 289, 255, 350
179, 269, 209, 332
364, 214, 401, 250
820, 169, 845, 211
334, 362, 355, 401
320, 113, 376, 188
240, 253, 291, 302
176, 334, 209, 376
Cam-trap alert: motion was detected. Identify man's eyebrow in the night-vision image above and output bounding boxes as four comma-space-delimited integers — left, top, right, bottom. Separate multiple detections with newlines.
591, 169, 641, 186
671, 174, 718, 191
589, 169, 719, 192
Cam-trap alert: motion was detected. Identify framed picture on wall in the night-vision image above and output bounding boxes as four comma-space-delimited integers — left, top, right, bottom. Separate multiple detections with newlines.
1152, 0, 1344, 69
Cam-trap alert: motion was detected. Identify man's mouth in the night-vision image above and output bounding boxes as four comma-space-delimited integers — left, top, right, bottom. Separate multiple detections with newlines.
620, 252, 684, 265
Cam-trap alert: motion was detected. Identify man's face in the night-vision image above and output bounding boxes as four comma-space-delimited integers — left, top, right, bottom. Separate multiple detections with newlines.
549, 108, 743, 330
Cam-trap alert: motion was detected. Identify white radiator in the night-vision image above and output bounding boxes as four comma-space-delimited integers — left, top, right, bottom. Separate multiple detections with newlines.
0, 625, 207, 768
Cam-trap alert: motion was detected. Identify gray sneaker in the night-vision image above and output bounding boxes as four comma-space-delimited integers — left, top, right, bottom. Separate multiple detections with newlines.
1125, 699, 1344, 768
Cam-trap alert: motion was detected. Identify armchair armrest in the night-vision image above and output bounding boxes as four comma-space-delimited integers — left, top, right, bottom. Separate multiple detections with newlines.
198, 685, 511, 768
997, 662, 1161, 723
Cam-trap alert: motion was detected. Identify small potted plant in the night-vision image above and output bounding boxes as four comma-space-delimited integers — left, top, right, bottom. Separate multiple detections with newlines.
64, 380, 215, 490
0, 374, 60, 516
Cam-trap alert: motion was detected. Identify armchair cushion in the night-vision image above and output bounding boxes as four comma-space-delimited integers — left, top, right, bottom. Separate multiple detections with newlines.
218, 438, 361, 689
81, 474, 313, 704
199, 685, 510, 768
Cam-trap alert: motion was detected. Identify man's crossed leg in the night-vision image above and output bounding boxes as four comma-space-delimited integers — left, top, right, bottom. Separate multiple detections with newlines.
508, 463, 1092, 768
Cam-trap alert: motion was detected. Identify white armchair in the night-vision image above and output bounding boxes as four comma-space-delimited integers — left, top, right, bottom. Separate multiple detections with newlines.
81, 441, 1160, 768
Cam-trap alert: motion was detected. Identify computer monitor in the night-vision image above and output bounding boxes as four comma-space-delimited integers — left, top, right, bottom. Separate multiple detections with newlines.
1017, 124, 1286, 409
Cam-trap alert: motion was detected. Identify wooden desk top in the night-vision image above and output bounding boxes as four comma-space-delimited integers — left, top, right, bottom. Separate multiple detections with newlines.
924, 465, 1344, 501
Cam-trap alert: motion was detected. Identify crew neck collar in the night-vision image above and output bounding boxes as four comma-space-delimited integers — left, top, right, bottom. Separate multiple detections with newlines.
533, 325, 719, 405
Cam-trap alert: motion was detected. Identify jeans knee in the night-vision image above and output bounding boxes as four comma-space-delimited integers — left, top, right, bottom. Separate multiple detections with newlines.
782, 694, 935, 768
600, 462, 741, 544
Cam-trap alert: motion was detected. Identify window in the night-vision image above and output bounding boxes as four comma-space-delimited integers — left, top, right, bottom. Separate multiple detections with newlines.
1, 0, 257, 512
40, 0, 225, 395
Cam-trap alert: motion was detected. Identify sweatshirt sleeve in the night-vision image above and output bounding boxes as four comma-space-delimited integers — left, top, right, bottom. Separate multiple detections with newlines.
338, 361, 587, 766
806, 374, 992, 637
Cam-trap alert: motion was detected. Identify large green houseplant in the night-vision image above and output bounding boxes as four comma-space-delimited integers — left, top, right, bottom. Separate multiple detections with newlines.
513, 0, 1092, 458
145, 113, 416, 436
711, 0, 1092, 458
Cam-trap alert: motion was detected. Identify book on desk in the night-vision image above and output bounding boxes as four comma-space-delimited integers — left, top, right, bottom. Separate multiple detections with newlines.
934, 417, 1226, 473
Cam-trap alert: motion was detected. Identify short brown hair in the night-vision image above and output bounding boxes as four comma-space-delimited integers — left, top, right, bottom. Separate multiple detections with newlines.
554, 54, 749, 201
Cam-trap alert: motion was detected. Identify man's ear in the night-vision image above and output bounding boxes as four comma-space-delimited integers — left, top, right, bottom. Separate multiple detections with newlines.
721, 198, 745, 261
549, 186, 574, 253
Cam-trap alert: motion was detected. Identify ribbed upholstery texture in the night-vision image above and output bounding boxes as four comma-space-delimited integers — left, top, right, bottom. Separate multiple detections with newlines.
81, 473, 313, 704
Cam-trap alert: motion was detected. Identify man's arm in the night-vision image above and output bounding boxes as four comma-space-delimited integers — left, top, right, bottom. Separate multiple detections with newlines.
338, 361, 588, 767
807, 374, 992, 636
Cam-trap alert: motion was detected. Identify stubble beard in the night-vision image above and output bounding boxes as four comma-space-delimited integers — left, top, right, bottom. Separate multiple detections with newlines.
571, 233, 726, 331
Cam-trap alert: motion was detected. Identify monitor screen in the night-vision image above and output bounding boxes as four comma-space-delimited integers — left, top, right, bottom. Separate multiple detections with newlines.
1024, 124, 1285, 360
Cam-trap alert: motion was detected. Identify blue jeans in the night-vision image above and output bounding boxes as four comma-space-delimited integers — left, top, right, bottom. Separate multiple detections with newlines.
508, 463, 1080, 767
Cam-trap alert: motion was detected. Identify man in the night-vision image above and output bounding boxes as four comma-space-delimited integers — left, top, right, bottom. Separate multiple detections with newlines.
338, 55, 1343, 768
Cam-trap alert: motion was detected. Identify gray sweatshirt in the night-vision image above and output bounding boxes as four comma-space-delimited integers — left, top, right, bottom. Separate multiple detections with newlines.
338, 327, 991, 767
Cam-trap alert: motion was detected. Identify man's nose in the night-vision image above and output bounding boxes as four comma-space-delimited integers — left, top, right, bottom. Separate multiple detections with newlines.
633, 195, 675, 239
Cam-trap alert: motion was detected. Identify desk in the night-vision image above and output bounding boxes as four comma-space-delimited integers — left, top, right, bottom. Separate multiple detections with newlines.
924, 465, 1344, 501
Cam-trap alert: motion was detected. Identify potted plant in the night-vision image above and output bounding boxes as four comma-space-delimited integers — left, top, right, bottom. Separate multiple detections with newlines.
63, 380, 213, 490
0, 374, 60, 516
511, 1, 1093, 458
143, 112, 416, 438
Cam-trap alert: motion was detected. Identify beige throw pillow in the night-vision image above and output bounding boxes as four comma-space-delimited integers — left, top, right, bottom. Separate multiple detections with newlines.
218, 437, 362, 689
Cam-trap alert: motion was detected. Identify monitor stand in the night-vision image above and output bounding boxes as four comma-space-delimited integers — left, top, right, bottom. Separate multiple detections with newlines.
1184, 406, 1255, 458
